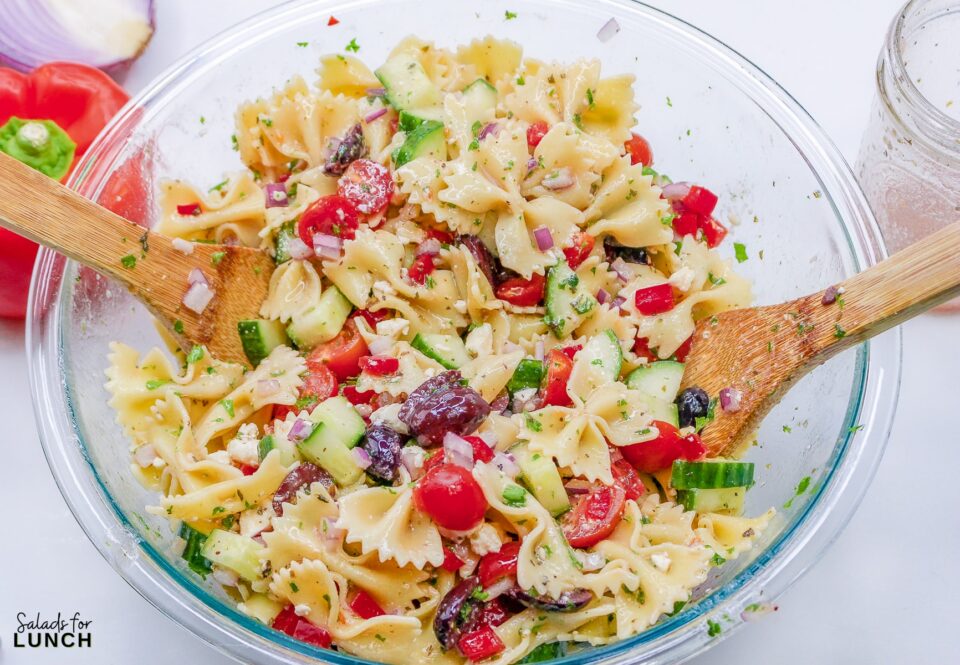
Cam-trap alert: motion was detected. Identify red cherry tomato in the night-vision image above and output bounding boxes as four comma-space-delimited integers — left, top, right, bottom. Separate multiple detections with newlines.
477, 541, 521, 588
672, 335, 694, 363
699, 215, 728, 248
426, 228, 456, 245
681, 185, 719, 216
463, 435, 495, 463
625, 132, 653, 167
526, 121, 549, 149
352, 308, 389, 329
271, 606, 332, 648
562, 485, 627, 548
458, 625, 505, 661
560, 344, 582, 361
305, 319, 369, 382
542, 349, 574, 407
337, 158, 394, 215
273, 364, 338, 421
347, 589, 385, 619
632, 337, 658, 363
562, 232, 595, 270
422, 449, 446, 476
466, 597, 512, 631
610, 455, 646, 501
672, 211, 699, 238
297, 194, 359, 245
342, 385, 376, 405
413, 463, 488, 531
441, 546, 465, 572
408, 254, 435, 285
358, 355, 400, 376
495, 273, 545, 307
239, 464, 259, 476
619, 420, 706, 473
634, 283, 676, 315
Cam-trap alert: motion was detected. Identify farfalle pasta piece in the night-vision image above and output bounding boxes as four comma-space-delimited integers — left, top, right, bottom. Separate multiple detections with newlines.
461, 348, 524, 401
356, 341, 444, 398
578, 74, 639, 146
323, 227, 412, 307
696, 508, 775, 558
445, 244, 502, 323
583, 156, 672, 248
317, 54, 381, 98
259, 259, 323, 323
489, 601, 617, 665
156, 172, 266, 246
455, 37, 523, 86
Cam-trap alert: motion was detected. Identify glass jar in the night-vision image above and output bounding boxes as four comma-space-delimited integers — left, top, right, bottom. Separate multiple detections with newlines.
857, 0, 960, 310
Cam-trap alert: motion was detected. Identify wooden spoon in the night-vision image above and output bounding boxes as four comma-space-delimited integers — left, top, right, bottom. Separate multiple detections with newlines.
683, 219, 960, 456
0, 151, 274, 366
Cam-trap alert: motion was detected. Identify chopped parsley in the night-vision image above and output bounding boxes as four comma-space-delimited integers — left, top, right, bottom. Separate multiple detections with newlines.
173, 319, 184, 334
586, 88, 596, 109
186, 345, 204, 364
220, 399, 235, 418
505, 10, 518, 19
502, 484, 528, 507
708, 272, 726, 286
834, 323, 847, 339
211, 506, 226, 515
733, 242, 748, 263
211, 251, 226, 265
524, 414, 543, 432
296, 41, 309, 47
707, 619, 722, 637
694, 398, 717, 432
289, 582, 300, 593
710, 552, 727, 566
120, 254, 137, 269
145, 379, 169, 390
345, 38, 360, 52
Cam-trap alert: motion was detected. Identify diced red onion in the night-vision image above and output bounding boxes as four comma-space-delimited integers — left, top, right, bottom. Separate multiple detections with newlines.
172, 237, 194, 255
541, 168, 574, 191
565, 479, 593, 495
535, 340, 545, 362
484, 576, 517, 599
417, 238, 442, 256
401, 446, 426, 479
182, 282, 214, 314
354, 403, 374, 419
313, 233, 342, 260
526, 157, 538, 172
364, 107, 388, 123
365, 87, 387, 97
286, 237, 313, 260
479, 122, 500, 140
597, 288, 610, 305
367, 336, 393, 355
321, 517, 345, 550
611, 296, 626, 309
134, 444, 158, 468
511, 388, 540, 414
287, 418, 311, 443
492, 452, 520, 479
351, 447, 372, 470
821, 285, 842, 305
719, 387, 742, 413
610, 257, 634, 282
597, 17, 621, 43
661, 182, 691, 201
188, 268, 208, 285
533, 226, 554, 251
264, 183, 289, 208
443, 432, 474, 469
254, 379, 282, 399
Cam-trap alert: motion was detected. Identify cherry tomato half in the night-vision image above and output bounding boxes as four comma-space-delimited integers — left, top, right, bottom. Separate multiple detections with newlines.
413, 463, 488, 531
463, 435, 495, 463
337, 158, 394, 215
495, 273, 545, 307
562, 485, 627, 549
526, 121, 549, 149
625, 132, 653, 167
306, 319, 369, 382
272, 606, 332, 648
273, 364, 338, 421
458, 625, 505, 661
610, 453, 646, 501
562, 232, 595, 270
699, 215, 728, 248
441, 546, 465, 572
297, 194, 359, 245
358, 355, 400, 376
619, 420, 706, 473
477, 541, 521, 588
408, 254, 435, 285
347, 589, 386, 619
542, 349, 574, 407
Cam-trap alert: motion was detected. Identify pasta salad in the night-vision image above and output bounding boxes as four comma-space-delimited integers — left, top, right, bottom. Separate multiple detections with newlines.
106, 36, 774, 665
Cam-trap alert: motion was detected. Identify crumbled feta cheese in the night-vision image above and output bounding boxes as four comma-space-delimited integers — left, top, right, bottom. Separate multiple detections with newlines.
227, 423, 260, 467
212, 567, 239, 587
668, 267, 697, 293
376, 317, 410, 338
207, 450, 231, 465
453, 299, 467, 314
372, 280, 397, 298
469, 523, 503, 557
651, 552, 672, 572
464, 323, 494, 358
151, 457, 166, 469
370, 402, 409, 434
294, 604, 311, 617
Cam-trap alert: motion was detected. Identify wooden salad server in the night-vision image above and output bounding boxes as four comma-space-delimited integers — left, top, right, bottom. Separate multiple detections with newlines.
0, 151, 273, 366
683, 219, 960, 456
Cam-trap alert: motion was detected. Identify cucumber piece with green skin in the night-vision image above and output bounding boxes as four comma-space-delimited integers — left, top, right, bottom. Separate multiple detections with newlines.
273, 220, 298, 264
512, 444, 570, 517
239, 593, 284, 625
375, 54, 441, 111
461, 78, 498, 131
671, 460, 755, 490
257, 435, 275, 462
626, 360, 685, 402
298, 396, 367, 486
286, 286, 352, 350
518, 642, 567, 663
411, 332, 470, 369
645, 399, 680, 428
506, 359, 544, 395
392, 120, 446, 167
676, 487, 746, 515
200, 529, 266, 582
179, 523, 212, 577
308, 396, 366, 447
257, 434, 299, 466
237, 319, 288, 367
544, 260, 596, 339
569, 329, 622, 399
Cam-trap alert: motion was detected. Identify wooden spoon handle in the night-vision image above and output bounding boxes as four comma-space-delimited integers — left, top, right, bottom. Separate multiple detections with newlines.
803, 219, 960, 364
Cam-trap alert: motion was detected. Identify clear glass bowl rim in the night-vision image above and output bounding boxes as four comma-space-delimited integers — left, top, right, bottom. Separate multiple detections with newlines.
26, 0, 902, 663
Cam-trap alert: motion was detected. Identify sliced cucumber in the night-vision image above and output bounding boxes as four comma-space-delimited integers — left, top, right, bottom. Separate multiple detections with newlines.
375, 53, 442, 112
240, 593, 284, 625
179, 523, 212, 577
461, 78, 498, 129
676, 487, 746, 515
507, 359, 544, 395
519, 642, 567, 663
299, 396, 367, 486
200, 529, 266, 582
512, 444, 570, 517
411, 332, 470, 369
569, 329, 622, 399
286, 286, 352, 350
273, 220, 298, 264
308, 396, 366, 447
626, 360, 685, 402
398, 110, 428, 133
237, 319, 288, 367
544, 260, 596, 339
671, 460, 755, 490
257, 435, 275, 462
645, 398, 680, 428
392, 119, 446, 167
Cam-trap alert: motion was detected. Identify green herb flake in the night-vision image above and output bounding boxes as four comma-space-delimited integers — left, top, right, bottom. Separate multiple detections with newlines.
707, 619, 722, 637
289, 582, 300, 593
120, 254, 137, 269
212, 506, 226, 515
230, 134, 239, 151
666, 96, 673, 107
146, 379, 169, 390
173, 319, 185, 334
505, 10, 518, 19
708, 272, 726, 286
524, 414, 543, 433
220, 399, 235, 418
211, 251, 226, 265
782, 425, 792, 433
694, 398, 717, 431
345, 38, 360, 52
711, 552, 727, 566
502, 484, 528, 507
834, 323, 847, 339
586, 88, 596, 109
296, 41, 309, 47
733, 242, 748, 263
186, 345, 204, 364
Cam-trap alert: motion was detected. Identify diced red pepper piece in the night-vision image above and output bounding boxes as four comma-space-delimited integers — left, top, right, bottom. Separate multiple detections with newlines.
239, 464, 258, 476
625, 132, 654, 167
562, 232, 595, 270
342, 385, 376, 405
632, 337, 658, 362
426, 228, 455, 245
458, 626, 505, 661
348, 589, 386, 619
408, 254, 435, 285
495, 273, 546, 307
526, 120, 549, 149
673, 335, 694, 362
463, 435, 495, 463
177, 202, 202, 216
327, 15, 340, 25
682, 185, 719, 216
672, 211, 699, 237
440, 546, 464, 572
477, 541, 521, 588
359, 355, 400, 376
352, 308, 389, 329
699, 215, 728, 248
272, 606, 332, 648
634, 283, 675, 315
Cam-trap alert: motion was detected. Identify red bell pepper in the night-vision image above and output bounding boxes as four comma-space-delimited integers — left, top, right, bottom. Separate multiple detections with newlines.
0, 63, 130, 318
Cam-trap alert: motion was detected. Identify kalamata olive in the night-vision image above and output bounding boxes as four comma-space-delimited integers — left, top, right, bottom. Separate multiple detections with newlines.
363, 424, 403, 482
604, 238, 649, 265
272, 463, 334, 516
676, 386, 710, 429
399, 372, 491, 446
323, 123, 365, 176
459, 235, 498, 287
505, 587, 593, 613
434, 575, 480, 650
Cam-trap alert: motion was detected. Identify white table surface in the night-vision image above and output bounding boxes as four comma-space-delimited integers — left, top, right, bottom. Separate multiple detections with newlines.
2, 1, 957, 663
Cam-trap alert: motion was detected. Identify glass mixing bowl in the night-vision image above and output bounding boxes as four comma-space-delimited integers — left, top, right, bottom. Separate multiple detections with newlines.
27, 0, 901, 663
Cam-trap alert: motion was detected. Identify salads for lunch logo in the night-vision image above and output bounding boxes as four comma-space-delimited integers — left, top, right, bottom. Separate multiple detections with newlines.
13, 611, 93, 648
